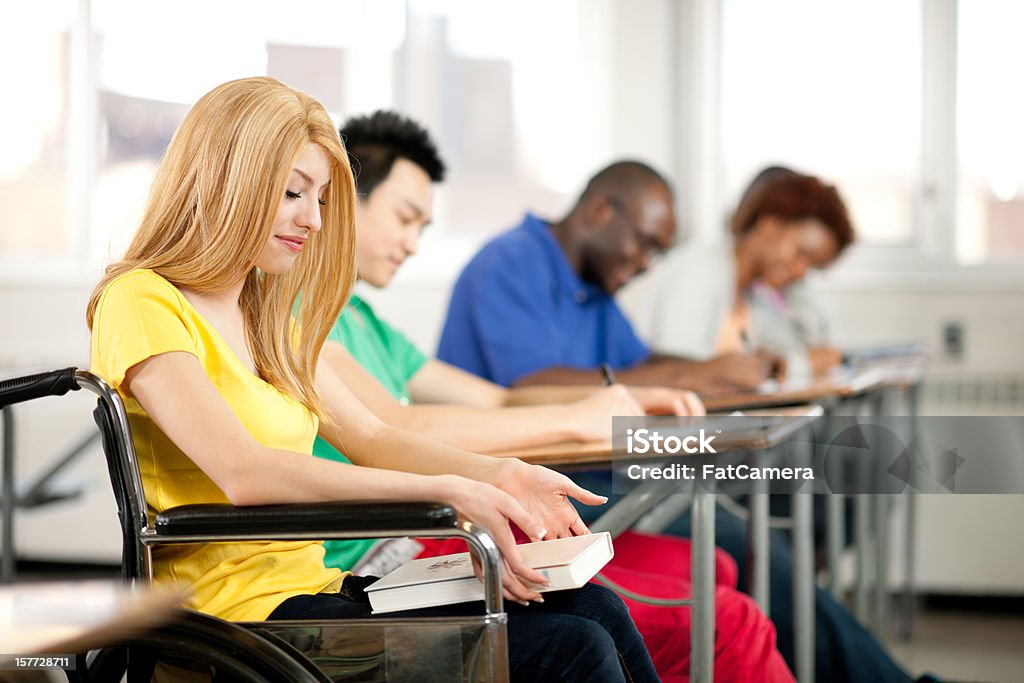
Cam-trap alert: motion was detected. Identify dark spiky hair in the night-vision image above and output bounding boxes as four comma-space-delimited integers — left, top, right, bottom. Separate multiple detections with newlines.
339, 110, 446, 198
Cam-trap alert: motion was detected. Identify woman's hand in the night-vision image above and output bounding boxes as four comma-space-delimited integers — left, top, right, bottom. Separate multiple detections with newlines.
808, 346, 844, 377
696, 352, 776, 391
626, 385, 706, 416
484, 460, 607, 539
438, 474, 550, 604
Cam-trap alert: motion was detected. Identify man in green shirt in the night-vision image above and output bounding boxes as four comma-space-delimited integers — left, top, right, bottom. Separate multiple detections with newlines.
313, 111, 702, 572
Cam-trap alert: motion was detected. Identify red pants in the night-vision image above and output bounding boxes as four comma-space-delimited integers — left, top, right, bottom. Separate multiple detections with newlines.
415, 531, 794, 683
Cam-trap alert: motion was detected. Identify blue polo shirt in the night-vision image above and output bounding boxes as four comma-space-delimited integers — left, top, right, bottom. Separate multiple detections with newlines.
437, 213, 651, 386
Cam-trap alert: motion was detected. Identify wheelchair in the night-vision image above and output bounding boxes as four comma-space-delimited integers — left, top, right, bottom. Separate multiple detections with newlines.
0, 368, 509, 682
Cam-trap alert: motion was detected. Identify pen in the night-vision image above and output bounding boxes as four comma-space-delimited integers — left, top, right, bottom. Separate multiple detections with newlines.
739, 328, 753, 355
600, 362, 616, 386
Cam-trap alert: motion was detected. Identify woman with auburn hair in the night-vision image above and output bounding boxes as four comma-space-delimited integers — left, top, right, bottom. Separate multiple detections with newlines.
87, 76, 657, 682
621, 168, 855, 382
730, 167, 853, 379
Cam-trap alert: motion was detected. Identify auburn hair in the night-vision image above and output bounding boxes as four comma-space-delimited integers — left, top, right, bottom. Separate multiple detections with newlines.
731, 173, 855, 255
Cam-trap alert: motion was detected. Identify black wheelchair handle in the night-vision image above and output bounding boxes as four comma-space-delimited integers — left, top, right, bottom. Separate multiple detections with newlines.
0, 367, 80, 408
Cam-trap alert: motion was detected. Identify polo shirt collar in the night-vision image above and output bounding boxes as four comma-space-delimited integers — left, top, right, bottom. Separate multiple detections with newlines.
522, 212, 606, 305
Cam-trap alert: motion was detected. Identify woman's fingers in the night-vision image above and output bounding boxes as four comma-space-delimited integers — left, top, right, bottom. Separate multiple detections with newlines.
500, 558, 543, 604
471, 539, 540, 604
563, 479, 609, 507
570, 515, 591, 536
494, 525, 549, 587
498, 489, 548, 543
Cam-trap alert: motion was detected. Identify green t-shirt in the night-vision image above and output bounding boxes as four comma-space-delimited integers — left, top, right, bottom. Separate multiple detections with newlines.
313, 294, 429, 571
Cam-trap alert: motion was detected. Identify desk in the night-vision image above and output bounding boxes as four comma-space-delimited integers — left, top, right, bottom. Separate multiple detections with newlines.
0, 580, 180, 671
500, 405, 823, 683
700, 366, 887, 413
501, 405, 823, 465
702, 357, 927, 645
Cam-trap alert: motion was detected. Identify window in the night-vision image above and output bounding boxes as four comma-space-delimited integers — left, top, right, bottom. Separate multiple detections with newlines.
720, 0, 922, 247
90, 0, 404, 264
956, 0, 1024, 264
1, 0, 602, 282
0, 1, 74, 271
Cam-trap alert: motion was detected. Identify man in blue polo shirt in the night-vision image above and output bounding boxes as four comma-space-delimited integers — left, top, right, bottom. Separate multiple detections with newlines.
438, 160, 772, 392
437, 211, 650, 385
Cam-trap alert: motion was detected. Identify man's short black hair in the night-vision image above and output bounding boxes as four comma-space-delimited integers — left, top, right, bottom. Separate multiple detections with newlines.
339, 110, 446, 198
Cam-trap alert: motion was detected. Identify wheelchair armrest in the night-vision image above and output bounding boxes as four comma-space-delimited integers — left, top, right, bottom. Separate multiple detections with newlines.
151, 501, 507, 616
155, 501, 457, 537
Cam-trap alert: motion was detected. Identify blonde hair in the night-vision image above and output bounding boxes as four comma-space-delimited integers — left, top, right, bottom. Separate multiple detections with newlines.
87, 76, 356, 421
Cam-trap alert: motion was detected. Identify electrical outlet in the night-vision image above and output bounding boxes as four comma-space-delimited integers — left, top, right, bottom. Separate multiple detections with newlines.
942, 321, 965, 359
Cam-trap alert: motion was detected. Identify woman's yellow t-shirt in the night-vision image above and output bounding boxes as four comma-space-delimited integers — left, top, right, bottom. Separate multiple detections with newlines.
90, 269, 345, 621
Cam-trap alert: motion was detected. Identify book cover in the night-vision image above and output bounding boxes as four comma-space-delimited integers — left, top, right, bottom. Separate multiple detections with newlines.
365, 532, 614, 614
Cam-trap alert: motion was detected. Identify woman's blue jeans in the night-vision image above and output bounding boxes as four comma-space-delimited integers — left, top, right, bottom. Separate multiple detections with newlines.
270, 577, 659, 683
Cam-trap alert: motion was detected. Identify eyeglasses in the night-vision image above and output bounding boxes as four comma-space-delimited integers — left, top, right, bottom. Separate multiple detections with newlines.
608, 197, 669, 262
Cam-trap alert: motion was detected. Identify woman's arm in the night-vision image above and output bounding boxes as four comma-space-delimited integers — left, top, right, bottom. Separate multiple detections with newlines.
124, 350, 554, 602
125, 351, 476, 507
314, 355, 606, 531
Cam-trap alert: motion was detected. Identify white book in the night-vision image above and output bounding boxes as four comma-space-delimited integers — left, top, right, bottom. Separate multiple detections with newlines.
364, 532, 614, 614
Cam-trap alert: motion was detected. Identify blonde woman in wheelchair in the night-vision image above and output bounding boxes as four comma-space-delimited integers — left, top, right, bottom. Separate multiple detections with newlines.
85, 76, 658, 683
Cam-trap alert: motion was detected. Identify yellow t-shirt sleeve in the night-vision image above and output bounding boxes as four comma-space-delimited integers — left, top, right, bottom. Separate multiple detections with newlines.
91, 270, 198, 391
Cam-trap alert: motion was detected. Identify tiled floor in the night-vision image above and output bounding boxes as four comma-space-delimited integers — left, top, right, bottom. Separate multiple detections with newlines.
885, 608, 1024, 683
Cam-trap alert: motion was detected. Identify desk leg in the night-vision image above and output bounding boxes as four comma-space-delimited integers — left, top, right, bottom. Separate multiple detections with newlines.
634, 490, 693, 534
873, 492, 891, 635
871, 390, 891, 636
854, 493, 871, 623
821, 408, 844, 599
749, 452, 770, 614
691, 483, 715, 683
589, 479, 673, 538
900, 382, 922, 640
826, 493, 843, 598
2, 406, 14, 582
900, 487, 917, 640
819, 405, 843, 598
793, 440, 816, 683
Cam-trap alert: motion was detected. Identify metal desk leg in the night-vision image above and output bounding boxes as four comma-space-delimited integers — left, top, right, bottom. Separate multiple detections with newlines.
874, 492, 890, 635
873, 389, 891, 636
820, 408, 845, 598
826, 493, 843, 597
2, 406, 14, 582
749, 451, 771, 614
854, 493, 871, 623
849, 392, 873, 624
691, 482, 716, 683
588, 479, 674, 538
633, 490, 693, 534
900, 487, 917, 640
900, 382, 922, 640
793, 440, 815, 683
